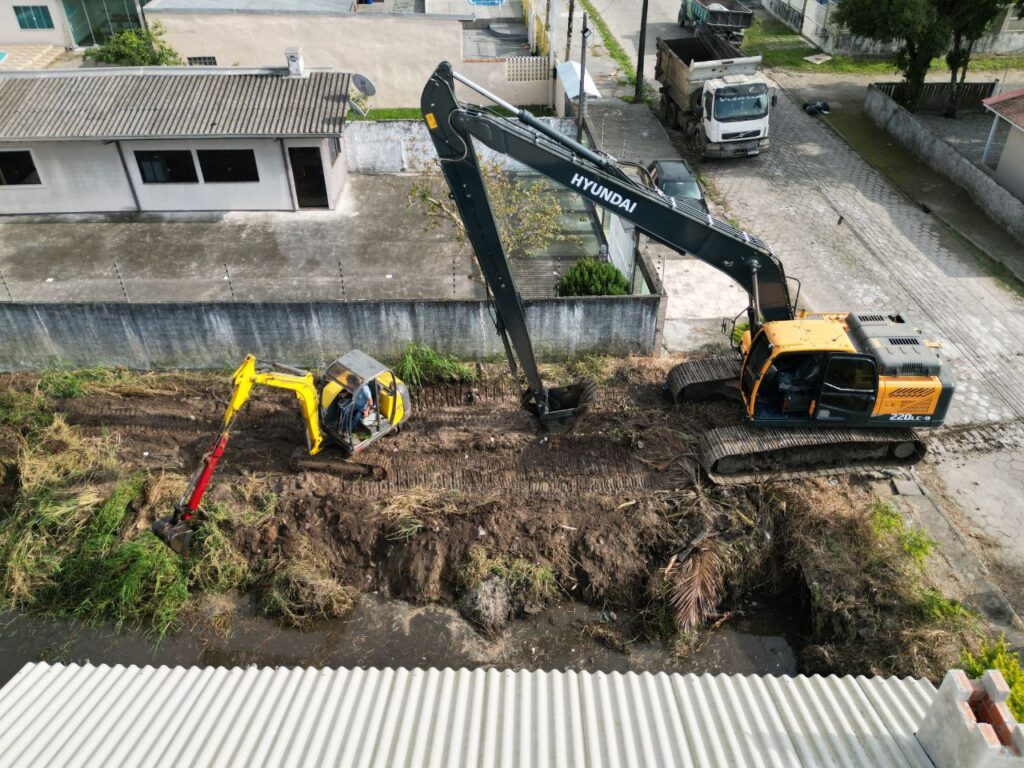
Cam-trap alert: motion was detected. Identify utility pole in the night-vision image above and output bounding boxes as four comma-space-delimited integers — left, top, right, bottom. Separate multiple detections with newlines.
634, 0, 650, 104
577, 13, 591, 142
565, 0, 575, 61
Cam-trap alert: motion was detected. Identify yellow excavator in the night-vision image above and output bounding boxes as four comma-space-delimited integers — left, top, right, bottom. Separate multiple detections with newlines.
421, 62, 955, 481
153, 350, 410, 555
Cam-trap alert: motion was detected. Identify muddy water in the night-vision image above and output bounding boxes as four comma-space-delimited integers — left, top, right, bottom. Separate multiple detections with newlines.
0, 593, 800, 687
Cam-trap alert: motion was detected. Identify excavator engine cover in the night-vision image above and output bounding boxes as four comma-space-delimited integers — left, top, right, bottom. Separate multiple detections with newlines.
537, 381, 597, 433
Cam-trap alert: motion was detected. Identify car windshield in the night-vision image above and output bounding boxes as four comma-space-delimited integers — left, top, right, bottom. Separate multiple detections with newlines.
662, 179, 703, 201
715, 86, 769, 122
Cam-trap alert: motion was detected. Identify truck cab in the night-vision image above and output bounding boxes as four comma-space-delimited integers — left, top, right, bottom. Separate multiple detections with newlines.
694, 77, 772, 158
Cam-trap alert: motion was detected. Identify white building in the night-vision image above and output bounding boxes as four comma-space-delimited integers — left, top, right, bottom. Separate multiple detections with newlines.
0, 0, 149, 48
983, 87, 1024, 203
0, 61, 360, 214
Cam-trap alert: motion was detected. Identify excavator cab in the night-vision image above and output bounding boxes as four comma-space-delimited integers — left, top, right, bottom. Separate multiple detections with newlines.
319, 350, 411, 454
154, 351, 410, 557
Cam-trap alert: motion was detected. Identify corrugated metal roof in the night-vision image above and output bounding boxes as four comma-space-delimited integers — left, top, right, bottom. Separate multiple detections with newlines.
0, 68, 352, 141
984, 86, 1024, 130
0, 663, 937, 767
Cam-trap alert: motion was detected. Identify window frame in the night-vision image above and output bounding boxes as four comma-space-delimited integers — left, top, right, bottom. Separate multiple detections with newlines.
815, 354, 878, 417
134, 149, 199, 185
13, 4, 54, 30
187, 56, 218, 67
196, 149, 260, 184
0, 149, 43, 187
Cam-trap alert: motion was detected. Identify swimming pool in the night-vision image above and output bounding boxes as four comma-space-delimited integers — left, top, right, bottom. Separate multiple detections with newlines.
0, 52, 7, 65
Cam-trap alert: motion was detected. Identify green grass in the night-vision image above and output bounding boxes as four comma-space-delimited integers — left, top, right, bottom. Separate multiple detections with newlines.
578, 0, 658, 105
460, 545, 558, 605
0, 390, 54, 433
394, 343, 476, 387
962, 636, 1024, 721
38, 368, 126, 399
870, 499, 935, 567
743, 15, 1024, 74
915, 587, 971, 623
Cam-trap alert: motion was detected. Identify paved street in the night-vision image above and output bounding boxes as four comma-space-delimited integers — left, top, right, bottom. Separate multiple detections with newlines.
585, 1, 1024, 612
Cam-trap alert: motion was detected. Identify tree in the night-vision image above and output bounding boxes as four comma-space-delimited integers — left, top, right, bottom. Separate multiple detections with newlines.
834, 0, 949, 112
410, 162, 582, 260
939, 0, 1002, 118
83, 22, 183, 67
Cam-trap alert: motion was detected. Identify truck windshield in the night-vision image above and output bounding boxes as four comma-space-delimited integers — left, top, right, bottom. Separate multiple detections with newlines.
714, 85, 769, 122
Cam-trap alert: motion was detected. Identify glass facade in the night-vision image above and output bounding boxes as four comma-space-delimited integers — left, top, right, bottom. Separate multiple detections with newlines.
14, 5, 55, 29
60, 0, 144, 47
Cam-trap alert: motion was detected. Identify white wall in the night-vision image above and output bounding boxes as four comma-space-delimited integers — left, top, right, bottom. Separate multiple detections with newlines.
995, 126, 1024, 202
150, 12, 465, 108
0, 141, 134, 214
121, 138, 293, 212
0, 0, 68, 46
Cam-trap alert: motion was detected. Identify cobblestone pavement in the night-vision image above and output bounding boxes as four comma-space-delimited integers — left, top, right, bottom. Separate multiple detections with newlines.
586, 3, 1024, 598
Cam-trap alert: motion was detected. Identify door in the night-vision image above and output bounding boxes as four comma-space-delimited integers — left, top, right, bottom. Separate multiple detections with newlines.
288, 147, 328, 209
753, 352, 825, 421
814, 354, 878, 423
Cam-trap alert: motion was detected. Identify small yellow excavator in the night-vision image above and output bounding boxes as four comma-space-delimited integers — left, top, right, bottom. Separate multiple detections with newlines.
153, 350, 410, 556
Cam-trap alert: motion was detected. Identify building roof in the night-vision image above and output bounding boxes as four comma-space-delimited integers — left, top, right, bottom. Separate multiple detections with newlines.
0, 68, 353, 141
0, 662, 938, 767
983, 86, 1024, 130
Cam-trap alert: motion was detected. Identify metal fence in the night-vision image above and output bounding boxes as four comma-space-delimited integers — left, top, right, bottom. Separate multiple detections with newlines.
874, 81, 998, 114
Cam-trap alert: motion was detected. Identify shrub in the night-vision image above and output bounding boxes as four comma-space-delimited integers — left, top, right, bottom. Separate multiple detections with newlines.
83, 22, 182, 66
962, 637, 1024, 721
395, 343, 475, 386
556, 259, 630, 297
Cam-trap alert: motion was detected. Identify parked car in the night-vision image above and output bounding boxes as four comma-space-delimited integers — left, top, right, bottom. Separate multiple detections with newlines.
646, 159, 709, 213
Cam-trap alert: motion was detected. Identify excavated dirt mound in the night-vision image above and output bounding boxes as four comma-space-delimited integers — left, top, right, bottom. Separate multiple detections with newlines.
48, 361, 746, 611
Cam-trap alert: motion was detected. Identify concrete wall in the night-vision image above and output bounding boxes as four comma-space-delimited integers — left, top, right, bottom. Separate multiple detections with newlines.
461, 58, 552, 108
0, 141, 135, 214
344, 118, 575, 174
995, 125, 1024, 201
150, 12, 461, 109
0, 296, 661, 370
864, 84, 1024, 247
0, 0, 68, 46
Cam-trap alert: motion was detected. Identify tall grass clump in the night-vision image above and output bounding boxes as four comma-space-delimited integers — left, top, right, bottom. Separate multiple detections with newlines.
395, 343, 476, 386
962, 637, 1024, 721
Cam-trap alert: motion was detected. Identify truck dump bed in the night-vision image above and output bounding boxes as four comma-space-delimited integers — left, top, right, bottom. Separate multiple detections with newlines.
656, 29, 761, 105
687, 0, 754, 33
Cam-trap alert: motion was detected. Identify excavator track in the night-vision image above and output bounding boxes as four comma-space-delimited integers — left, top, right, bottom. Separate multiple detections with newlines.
668, 356, 927, 483
668, 356, 741, 403
699, 423, 925, 484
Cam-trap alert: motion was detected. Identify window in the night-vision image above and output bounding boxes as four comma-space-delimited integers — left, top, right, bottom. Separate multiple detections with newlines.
187, 56, 217, 66
61, 0, 141, 46
135, 150, 198, 184
197, 150, 259, 183
13, 5, 53, 29
328, 137, 341, 167
0, 151, 41, 185
819, 356, 877, 415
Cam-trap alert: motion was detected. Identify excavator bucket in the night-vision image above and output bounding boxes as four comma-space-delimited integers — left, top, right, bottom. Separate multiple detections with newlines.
152, 511, 195, 558
538, 380, 597, 434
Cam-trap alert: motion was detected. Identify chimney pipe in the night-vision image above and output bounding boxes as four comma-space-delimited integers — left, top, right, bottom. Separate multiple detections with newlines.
285, 48, 305, 77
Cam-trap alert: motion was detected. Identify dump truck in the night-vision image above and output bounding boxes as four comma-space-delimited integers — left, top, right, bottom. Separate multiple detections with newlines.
655, 27, 774, 159
678, 0, 754, 43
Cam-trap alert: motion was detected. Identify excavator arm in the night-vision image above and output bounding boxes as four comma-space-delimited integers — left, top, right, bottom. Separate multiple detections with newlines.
153, 355, 323, 556
421, 62, 795, 327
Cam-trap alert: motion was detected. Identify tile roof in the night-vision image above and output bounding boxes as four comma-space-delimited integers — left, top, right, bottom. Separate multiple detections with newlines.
0, 68, 352, 141
983, 87, 1024, 130
0, 662, 939, 767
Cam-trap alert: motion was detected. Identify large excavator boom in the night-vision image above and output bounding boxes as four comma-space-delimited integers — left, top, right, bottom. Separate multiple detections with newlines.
422, 62, 795, 329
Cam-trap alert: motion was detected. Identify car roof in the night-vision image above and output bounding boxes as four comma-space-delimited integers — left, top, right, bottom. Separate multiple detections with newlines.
648, 159, 696, 180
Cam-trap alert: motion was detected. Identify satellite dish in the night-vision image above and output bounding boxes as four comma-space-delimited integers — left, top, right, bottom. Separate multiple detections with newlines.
352, 73, 376, 97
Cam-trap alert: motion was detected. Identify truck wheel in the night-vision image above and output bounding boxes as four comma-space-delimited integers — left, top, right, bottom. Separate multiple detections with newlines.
658, 96, 669, 121
690, 129, 704, 157
666, 101, 679, 129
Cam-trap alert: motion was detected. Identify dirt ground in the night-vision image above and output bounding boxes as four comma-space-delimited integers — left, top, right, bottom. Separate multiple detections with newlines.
48, 360, 734, 610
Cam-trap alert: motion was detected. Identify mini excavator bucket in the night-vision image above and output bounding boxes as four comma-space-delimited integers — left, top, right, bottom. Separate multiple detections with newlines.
153, 508, 195, 558
537, 380, 597, 434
